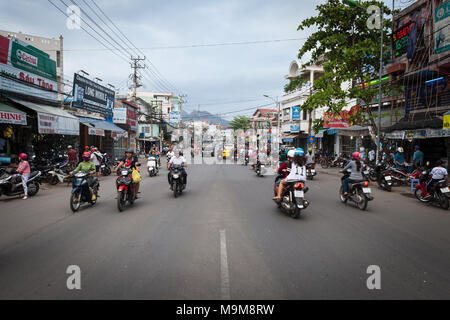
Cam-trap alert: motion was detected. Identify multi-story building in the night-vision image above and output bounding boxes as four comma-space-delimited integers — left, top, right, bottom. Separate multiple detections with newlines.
385, 0, 450, 165
0, 30, 64, 99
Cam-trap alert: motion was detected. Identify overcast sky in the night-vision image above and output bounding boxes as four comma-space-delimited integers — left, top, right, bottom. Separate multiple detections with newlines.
1, 0, 396, 119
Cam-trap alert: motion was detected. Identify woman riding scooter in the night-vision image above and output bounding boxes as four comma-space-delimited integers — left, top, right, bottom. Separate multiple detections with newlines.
70, 152, 97, 201
273, 148, 307, 201
340, 151, 364, 197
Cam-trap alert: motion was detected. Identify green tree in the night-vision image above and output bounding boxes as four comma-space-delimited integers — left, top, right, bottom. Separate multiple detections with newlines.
295, 0, 397, 135
229, 116, 251, 132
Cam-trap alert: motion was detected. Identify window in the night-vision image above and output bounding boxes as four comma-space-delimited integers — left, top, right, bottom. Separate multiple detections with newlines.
302, 109, 307, 120
56, 51, 61, 67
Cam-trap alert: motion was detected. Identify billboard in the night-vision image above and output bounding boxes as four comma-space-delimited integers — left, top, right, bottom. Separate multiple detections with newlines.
434, 0, 450, 54
72, 73, 115, 117
113, 107, 127, 124
0, 35, 57, 100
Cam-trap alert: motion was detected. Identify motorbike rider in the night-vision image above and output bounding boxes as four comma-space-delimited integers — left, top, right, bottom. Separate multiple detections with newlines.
114, 149, 140, 199
17, 153, 31, 200
168, 150, 187, 189
425, 160, 448, 198
273, 148, 306, 201
149, 149, 159, 169
340, 151, 364, 197
274, 149, 295, 195
167, 147, 175, 161
71, 152, 97, 201
279, 145, 287, 164
306, 148, 314, 165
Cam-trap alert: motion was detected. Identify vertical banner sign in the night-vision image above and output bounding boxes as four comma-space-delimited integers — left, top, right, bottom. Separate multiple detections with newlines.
434, 1, 450, 54
72, 73, 115, 117
292, 106, 300, 120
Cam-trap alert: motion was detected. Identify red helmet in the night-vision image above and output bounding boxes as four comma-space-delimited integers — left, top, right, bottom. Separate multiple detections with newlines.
82, 152, 90, 161
352, 151, 360, 160
19, 153, 27, 160
84, 146, 89, 150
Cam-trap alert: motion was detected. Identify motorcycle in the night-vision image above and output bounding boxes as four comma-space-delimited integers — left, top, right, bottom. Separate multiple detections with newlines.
388, 165, 411, 186
339, 170, 374, 211
147, 156, 159, 177
273, 174, 309, 219
47, 162, 71, 185
169, 164, 185, 198
372, 164, 393, 192
69, 171, 99, 212
306, 163, 316, 180
0, 168, 42, 198
255, 160, 266, 177
100, 153, 112, 176
244, 154, 249, 166
414, 170, 450, 210
116, 166, 137, 212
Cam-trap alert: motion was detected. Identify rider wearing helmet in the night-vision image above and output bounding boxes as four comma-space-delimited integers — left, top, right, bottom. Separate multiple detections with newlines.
273, 148, 307, 201
17, 153, 31, 200
114, 148, 140, 198
394, 147, 405, 169
72, 152, 97, 201
340, 151, 364, 196
168, 149, 188, 189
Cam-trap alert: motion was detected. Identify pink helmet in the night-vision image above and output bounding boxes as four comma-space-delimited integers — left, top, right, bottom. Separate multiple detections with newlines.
19, 153, 27, 160
352, 151, 360, 160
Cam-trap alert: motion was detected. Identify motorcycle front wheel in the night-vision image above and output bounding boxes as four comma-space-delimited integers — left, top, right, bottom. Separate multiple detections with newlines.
28, 182, 39, 196
117, 191, 126, 212
70, 192, 81, 212
49, 175, 59, 185
414, 188, 430, 203
339, 186, 348, 203
369, 171, 378, 182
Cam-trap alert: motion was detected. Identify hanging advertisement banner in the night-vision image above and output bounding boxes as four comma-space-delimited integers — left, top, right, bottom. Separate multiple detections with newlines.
292, 106, 300, 120
434, 0, 450, 54
37, 113, 79, 135
0, 107, 27, 125
323, 105, 361, 128
0, 35, 57, 100
72, 73, 115, 117
88, 127, 105, 136
113, 107, 127, 124
290, 124, 300, 132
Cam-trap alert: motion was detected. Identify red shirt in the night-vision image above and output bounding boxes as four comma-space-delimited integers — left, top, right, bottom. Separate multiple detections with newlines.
68, 149, 78, 162
278, 161, 290, 178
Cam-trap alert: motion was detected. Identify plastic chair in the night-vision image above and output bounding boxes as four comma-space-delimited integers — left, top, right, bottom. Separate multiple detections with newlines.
410, 179, 420, 192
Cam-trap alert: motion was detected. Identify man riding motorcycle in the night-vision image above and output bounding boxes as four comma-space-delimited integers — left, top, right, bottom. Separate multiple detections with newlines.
167, 150, 187, 189
70, 152, 97, 201
340, 151, 364, 197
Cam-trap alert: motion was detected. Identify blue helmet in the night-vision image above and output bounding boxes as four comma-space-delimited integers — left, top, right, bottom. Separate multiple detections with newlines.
294, 148, 304, 156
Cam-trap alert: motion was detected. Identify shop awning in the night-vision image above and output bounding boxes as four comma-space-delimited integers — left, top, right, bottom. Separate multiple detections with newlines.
10, 99, 79, 135
338, 125, 370, 137
78, 117, 125, 133
0, 102, 27, 125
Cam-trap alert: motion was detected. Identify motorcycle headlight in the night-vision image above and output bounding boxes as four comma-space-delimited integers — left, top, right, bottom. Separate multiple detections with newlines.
121, 170, 129, 176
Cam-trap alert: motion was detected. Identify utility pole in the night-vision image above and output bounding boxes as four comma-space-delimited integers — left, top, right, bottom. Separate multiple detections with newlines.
130, 56, 145, 102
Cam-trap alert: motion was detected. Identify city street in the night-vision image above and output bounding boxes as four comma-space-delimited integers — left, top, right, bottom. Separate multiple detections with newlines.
1, 158, 449, 299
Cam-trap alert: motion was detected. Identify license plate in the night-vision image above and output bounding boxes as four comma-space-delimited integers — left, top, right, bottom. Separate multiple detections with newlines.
294, 190, 304, 197
363, 188, 371, 194
260, 165, 265, 168
148, 161, 156, 166
385, 176, 392, 180
441, 187, 450, 193
311, 170, 315, 173
364, 170, 369, 175
172, 174, 179, 179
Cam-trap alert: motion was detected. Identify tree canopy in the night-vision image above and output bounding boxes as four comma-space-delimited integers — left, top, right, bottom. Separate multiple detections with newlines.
229, 116, 251, 132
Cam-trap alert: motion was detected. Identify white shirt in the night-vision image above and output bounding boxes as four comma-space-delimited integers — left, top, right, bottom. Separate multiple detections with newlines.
170, 156, 186, 166
369, 150, 375, 161
167, 151, 175, 158
431, 167, 448, 180
91, 152, 101, 166
286, 164, 306, 181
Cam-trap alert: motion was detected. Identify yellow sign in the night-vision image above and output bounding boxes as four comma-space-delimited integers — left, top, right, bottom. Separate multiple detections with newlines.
444, 114, 450, 130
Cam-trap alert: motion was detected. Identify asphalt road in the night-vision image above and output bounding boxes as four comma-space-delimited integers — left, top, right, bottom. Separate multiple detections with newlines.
0, 158, 449, 299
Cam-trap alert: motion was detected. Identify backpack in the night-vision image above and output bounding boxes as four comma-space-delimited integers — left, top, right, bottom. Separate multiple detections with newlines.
94, 152, 102, 162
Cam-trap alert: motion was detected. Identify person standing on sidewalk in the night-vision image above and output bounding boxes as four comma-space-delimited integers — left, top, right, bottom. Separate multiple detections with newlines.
413, 145, 424, 168
17, 153, 31, 200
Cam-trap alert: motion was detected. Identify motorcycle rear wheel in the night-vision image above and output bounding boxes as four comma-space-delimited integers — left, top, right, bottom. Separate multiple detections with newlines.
369, 172, 378, 182
439, 194, 449, 210
70, 192, 81, 212
321, 160, 328, 169
49, 175, 59, 185
356, 190, 368, 211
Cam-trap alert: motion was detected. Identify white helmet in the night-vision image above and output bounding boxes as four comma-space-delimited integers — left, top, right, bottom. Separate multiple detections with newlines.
67, 145, 72, 149
287, 150, 296, 158
397, 147, 404, 153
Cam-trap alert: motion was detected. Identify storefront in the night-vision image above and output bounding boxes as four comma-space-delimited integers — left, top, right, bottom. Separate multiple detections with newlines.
113, 100, 138, 157
0, 101, 28, 164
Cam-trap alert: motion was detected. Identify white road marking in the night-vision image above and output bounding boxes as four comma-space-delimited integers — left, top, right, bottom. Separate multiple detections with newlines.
220, 229, 231, 300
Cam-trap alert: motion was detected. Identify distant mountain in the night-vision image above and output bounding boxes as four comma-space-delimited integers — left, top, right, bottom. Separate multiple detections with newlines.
181, 110, 229, 126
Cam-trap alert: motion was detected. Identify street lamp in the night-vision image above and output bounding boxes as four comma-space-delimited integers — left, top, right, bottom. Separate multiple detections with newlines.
343, 0, 384, 163
263, 95, 280, 155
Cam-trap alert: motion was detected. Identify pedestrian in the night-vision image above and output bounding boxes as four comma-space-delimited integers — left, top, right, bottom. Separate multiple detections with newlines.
413, 145, 424, 168
91, 147, 102, 178
368, 148, 375, 165
67, 145, 78, 169
17, 153, 31, 200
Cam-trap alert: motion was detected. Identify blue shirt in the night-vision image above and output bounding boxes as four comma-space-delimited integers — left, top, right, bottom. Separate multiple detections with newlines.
413, 150, 424, 165
394, 152, 404, 167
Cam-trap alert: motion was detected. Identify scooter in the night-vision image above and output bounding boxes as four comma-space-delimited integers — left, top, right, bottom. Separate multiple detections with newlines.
69, 171, 99, 212
147, 156, 159, 177
339, 170, 373, 211
273, 174, 309, 219
116, 166, 137, 212
255, 160, 266, 177
0, 168, 42, 198
306, 163, 317, 180
48, 162, 70, 185
169, 164, 185, 198
414, 169, 450, 210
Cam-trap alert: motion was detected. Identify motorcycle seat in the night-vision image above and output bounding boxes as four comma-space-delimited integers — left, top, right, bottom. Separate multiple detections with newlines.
29, 171, 39, 178
348, 180, 364, 189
